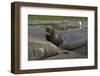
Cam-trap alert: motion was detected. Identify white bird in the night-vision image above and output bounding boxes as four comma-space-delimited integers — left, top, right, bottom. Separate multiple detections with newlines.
79, 21, 82, 29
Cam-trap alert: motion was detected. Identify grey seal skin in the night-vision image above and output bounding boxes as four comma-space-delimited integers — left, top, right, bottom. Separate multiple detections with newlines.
45, 26, 63, 47
59, 29, 87, 50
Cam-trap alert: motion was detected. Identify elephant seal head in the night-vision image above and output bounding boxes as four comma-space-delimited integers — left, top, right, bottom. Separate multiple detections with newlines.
45, 26, 55, 41
45, 26, 63, 46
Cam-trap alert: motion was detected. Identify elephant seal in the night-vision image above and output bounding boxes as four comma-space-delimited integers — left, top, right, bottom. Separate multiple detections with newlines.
45, 26, 87, 51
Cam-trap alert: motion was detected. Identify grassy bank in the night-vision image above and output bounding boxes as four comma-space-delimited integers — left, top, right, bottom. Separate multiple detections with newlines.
28, 15, 87, 21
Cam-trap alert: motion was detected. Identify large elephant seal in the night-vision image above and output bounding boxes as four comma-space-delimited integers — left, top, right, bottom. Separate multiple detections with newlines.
28, 36, 60, 60
45, 26, 63, 46
45, 26, 87, 50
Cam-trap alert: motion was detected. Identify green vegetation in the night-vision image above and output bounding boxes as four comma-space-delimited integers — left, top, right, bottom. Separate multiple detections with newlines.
28, 15, 88, 30
28, 15, 88, 21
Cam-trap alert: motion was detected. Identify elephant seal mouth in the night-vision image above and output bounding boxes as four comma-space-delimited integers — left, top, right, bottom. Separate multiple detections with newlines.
45, 31, 50, 35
